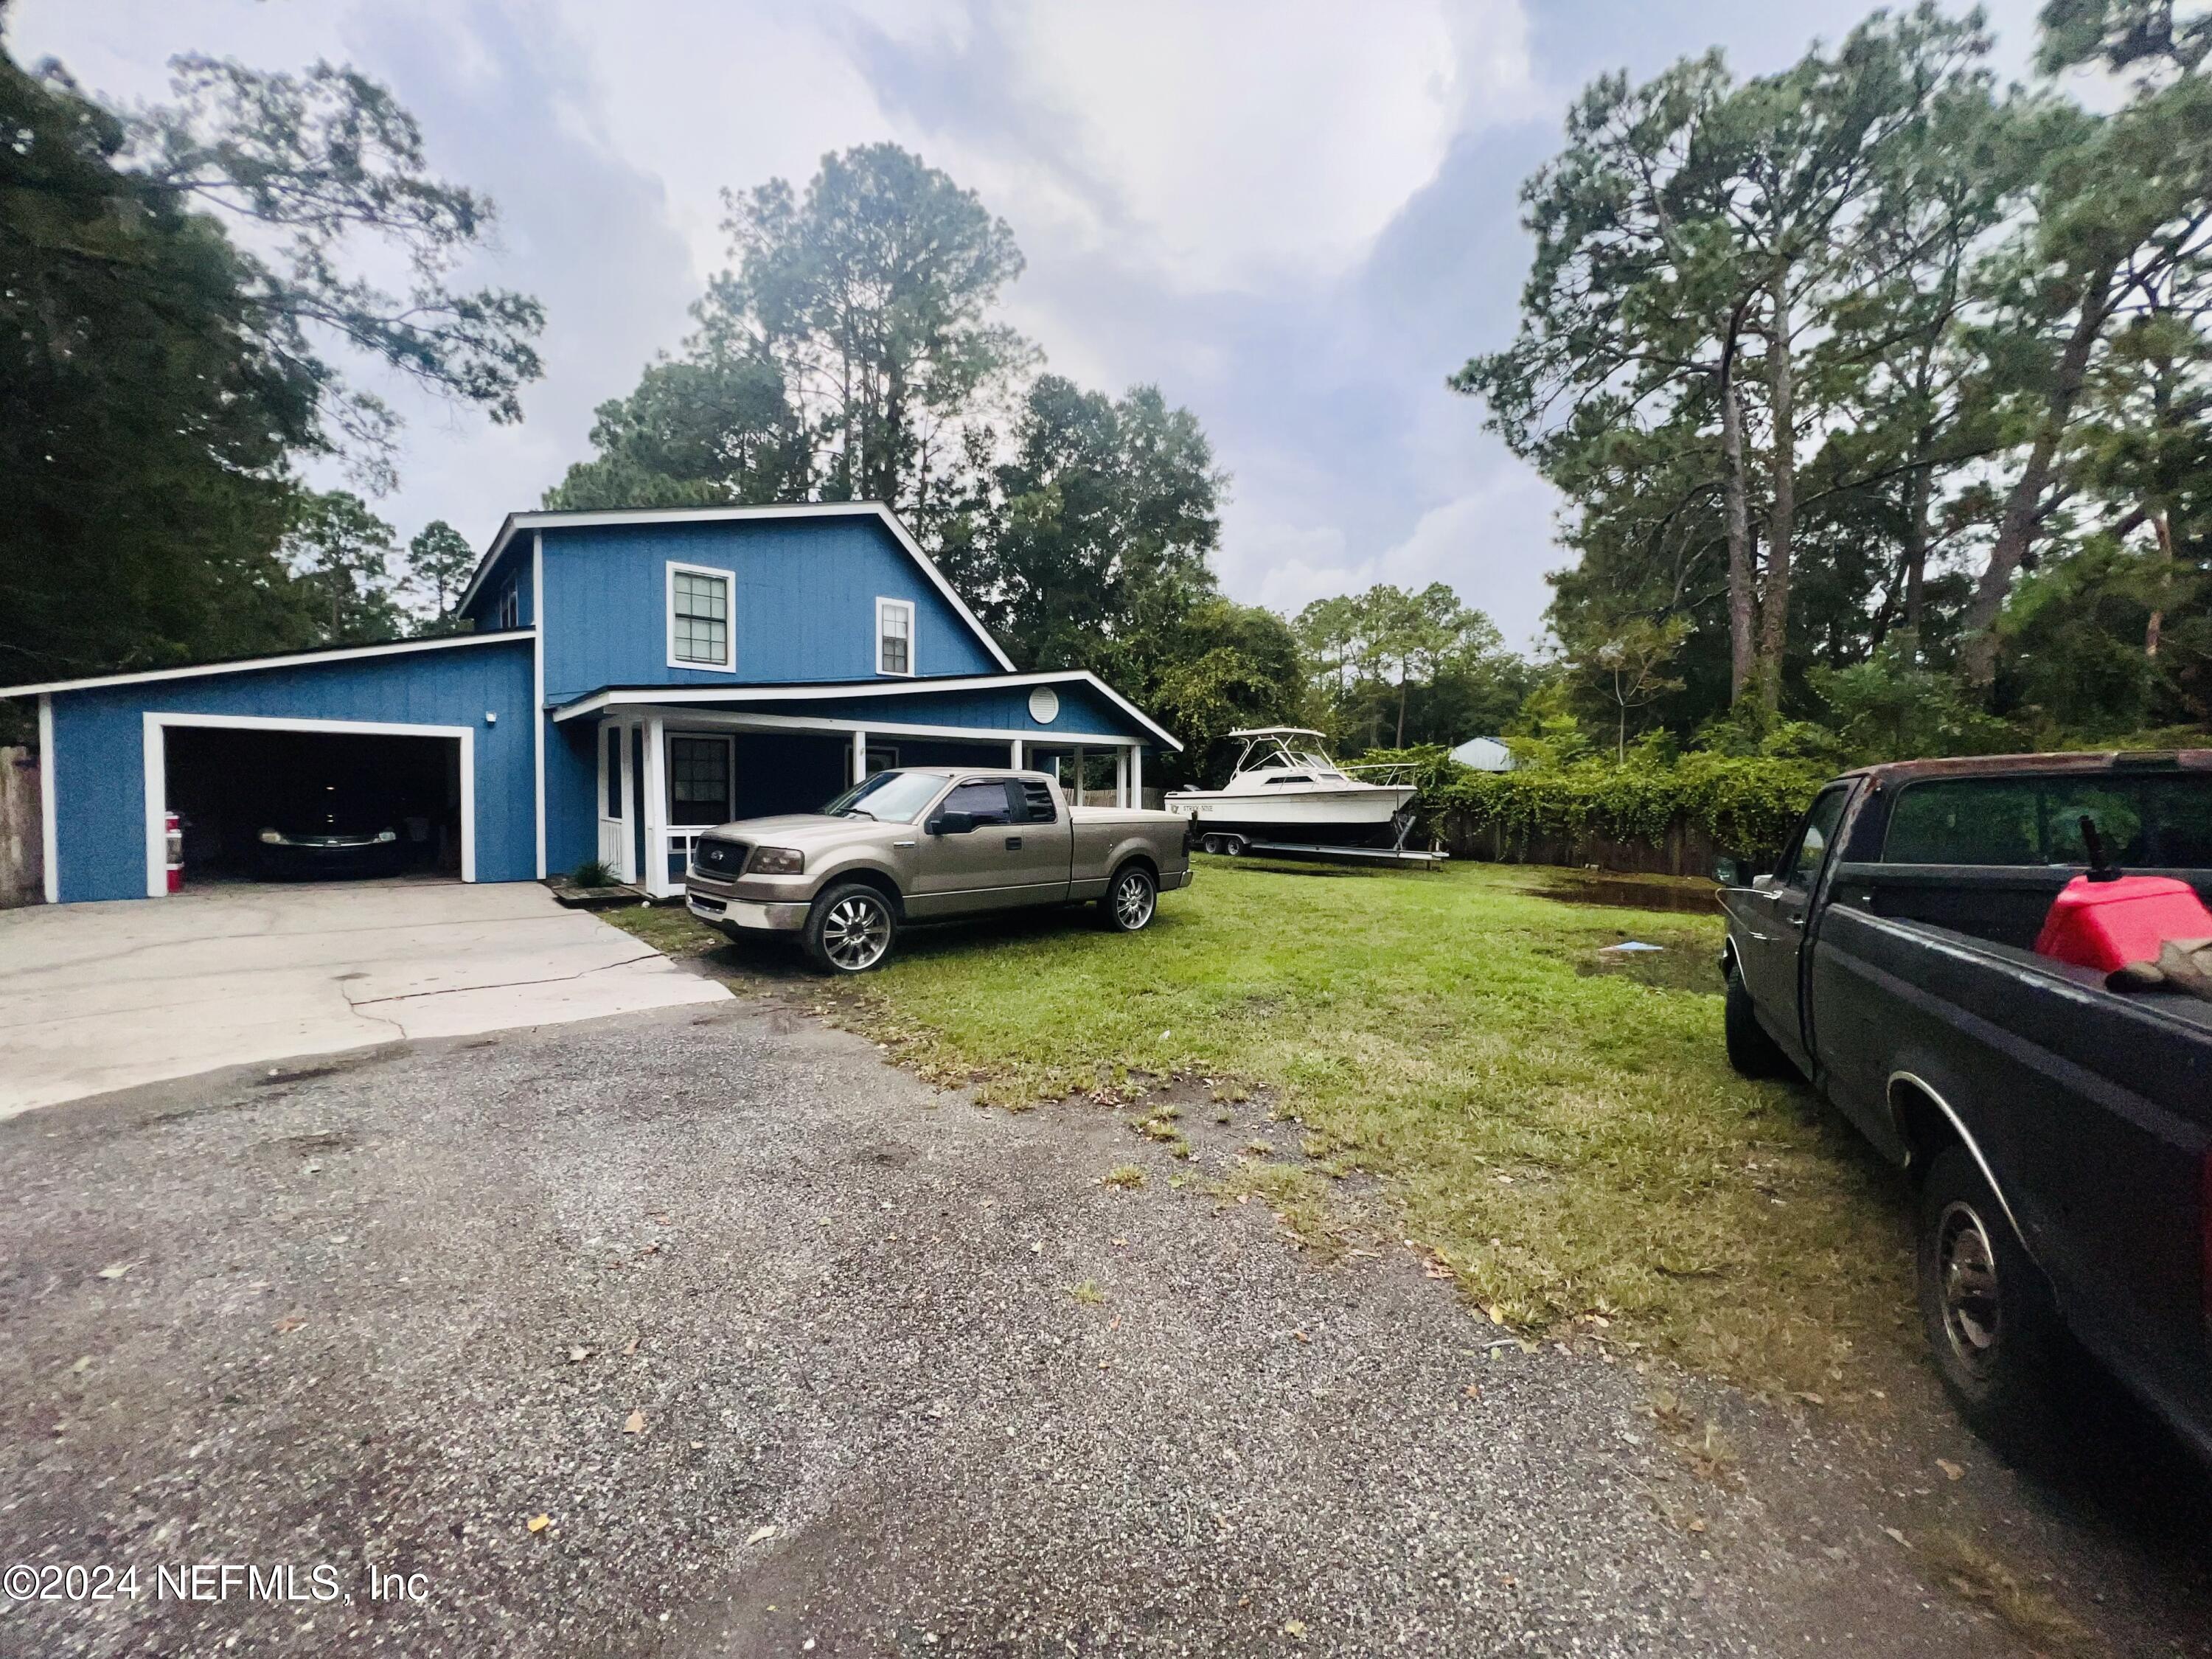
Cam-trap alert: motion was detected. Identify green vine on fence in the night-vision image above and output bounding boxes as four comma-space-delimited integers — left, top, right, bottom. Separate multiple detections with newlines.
1356, 747, 1825, 859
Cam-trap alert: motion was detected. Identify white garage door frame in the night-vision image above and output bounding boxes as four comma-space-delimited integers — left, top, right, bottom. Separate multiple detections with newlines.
142, 712, 477, 898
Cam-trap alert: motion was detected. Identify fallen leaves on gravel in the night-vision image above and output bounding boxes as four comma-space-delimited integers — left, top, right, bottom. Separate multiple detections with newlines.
623, 1410, 647, 1435
271, 1315, 306, 1334
526, 1514, 551, 1534
1937, 1458, 1964, 1481
1281, 1619, 1307, 1639
745, 1524, 778, 1546
568, 1346, 594, 1363
94, 1263, 132, 1280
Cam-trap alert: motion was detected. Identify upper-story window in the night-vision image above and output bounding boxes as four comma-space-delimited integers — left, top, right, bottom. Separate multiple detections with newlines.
877, 597, 915, 676
496, 575, 521, 630
668, 563, 734, 670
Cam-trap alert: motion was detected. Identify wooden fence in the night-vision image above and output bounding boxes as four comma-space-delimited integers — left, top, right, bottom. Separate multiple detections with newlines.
1437, 809, 1726, 879
1, 745, 43, 905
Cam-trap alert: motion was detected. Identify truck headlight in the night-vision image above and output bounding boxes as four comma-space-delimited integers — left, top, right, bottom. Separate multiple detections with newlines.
258, 829, 285, 845
745, 846, 804, 876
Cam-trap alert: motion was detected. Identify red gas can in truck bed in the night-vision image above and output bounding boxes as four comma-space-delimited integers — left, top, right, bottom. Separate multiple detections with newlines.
2033, 874, 2212, 973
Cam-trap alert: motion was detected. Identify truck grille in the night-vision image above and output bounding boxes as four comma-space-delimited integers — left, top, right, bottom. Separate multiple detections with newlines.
692, 836, 750, 877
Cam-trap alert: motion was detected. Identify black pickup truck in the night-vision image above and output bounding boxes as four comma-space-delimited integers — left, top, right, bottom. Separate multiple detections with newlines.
1717, 751, 2212, 1458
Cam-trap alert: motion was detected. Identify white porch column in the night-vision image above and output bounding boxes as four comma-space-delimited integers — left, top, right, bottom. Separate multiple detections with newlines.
1116, 747, 1130, 808
641, 715, 670, 897
1009, 737, 1024, 771
851, 728, 867, 786
1129, 745, 1143, 806
617, 721, 638, 884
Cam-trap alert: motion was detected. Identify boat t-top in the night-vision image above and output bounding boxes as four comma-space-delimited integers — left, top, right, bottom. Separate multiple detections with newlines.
1166, 728, 1422, 856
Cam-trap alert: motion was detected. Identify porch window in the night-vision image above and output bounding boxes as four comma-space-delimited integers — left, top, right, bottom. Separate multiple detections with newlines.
877, 597, 914, 676
668, 734, 734, 824
669, 564, 734, 669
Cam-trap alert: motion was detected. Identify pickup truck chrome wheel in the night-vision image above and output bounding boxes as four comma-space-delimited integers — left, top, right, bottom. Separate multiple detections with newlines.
1099, 865, 1157, 932
803, 882, 898, 973
822, 895, 891, 969
1935, 1200, 2002, 1378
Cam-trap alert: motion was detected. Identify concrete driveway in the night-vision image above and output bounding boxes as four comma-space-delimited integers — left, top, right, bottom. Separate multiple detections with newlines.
0, 879, 726, 1116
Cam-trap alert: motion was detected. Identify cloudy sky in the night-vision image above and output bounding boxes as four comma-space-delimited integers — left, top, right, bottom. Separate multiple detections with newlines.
15, 0, 2048, 647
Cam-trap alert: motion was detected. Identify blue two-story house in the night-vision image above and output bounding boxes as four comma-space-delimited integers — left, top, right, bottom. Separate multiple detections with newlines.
7, 503, 1179, 904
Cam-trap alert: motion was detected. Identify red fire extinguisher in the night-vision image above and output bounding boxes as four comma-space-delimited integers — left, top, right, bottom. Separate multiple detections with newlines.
164, 810, 184, 893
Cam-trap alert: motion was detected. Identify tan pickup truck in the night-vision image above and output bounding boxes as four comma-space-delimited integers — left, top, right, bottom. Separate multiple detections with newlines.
682, 767, 1193, 973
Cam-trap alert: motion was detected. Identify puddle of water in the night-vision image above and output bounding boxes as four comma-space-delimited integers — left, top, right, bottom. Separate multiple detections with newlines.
1534, 874, 1720, 914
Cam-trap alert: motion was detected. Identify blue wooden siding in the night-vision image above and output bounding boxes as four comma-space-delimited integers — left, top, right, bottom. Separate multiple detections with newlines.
45, 639, 536, 902
459, 540, 534, 633
539, 517, 998, 702
546, 717, 599, 876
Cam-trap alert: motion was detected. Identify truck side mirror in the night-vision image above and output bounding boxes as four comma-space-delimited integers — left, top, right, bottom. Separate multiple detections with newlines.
1712, 856, 1740, 887
927, 810, 975, 836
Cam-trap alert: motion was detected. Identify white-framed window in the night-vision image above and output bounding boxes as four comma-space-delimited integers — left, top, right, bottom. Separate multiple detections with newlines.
667, 563, 735, 670
667, 732, 735, 824
876, 597, 915, 676
496, 575, 521, 630
865, 743, 900, 776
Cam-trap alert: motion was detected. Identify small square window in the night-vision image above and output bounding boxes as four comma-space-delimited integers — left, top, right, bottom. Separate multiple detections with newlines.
877, 597, 914, 676
669, 566, 733, 669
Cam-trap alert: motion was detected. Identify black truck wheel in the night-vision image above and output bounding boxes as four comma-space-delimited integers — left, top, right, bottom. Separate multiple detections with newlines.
801, 883, 898, 973
1915, 1145, 2067, 1448
1722, 959, 1790, 1079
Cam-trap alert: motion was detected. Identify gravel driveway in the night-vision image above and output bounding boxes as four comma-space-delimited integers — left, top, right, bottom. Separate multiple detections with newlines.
3, 997, 2207, 1656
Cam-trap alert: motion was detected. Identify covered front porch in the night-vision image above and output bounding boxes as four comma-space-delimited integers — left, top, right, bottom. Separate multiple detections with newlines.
557, 695, 1151, 898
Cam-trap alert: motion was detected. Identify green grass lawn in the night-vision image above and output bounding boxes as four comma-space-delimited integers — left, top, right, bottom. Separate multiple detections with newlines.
608, 856, 1914, 1398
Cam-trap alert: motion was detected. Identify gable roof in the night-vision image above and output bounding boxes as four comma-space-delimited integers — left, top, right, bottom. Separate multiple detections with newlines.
0, 627, 535, 701
459, 501, 1016, 673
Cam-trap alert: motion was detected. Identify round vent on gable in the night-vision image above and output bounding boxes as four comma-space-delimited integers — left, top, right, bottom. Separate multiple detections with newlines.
1028, 686, 1060, 724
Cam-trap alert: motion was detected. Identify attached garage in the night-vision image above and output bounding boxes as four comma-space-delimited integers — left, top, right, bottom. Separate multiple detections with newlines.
19, 632, 537, 904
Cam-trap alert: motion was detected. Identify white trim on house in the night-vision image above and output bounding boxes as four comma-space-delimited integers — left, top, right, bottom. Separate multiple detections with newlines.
38, 693, 58, 905
458, 501, 1018, 673
549, 669, 1180, 750
564, 706, 1139, 748
875, 596, 916, 677
0, 629, 535, 701
666, 560, 738, 672
139, 712, 478, 898
532, 532, 547, 880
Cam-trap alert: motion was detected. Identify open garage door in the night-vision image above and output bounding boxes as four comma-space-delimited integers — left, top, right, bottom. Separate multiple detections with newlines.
161, 723, 465, 890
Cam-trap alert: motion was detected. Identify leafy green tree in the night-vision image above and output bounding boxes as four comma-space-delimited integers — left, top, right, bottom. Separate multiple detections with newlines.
544, 355, 805, 510
1295, 583, 1521, 750
943, 375, 1222, 675
125, 52, 543, 487
0, 21, 541, 709
1147, 600, 1308, 787
283, 492, 406, 645
699, 144, 1030, 535
406, 520, 479, 625
1956, 13, 2212, 687
1575, 615, 1689, 760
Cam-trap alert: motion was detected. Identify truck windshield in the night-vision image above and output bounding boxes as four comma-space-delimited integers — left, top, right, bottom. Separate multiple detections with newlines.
820, 770, 945, 824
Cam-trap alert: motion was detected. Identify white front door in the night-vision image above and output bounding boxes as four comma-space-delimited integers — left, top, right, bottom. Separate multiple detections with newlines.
597, 723, 632, 879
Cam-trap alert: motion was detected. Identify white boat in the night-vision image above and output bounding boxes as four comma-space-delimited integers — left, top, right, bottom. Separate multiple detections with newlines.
1166, 728, 1419, 852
